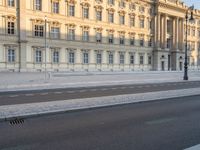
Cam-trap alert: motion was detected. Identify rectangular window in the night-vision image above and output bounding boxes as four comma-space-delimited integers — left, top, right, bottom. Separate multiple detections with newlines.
35, 0, 42, 10
130, 37, 135, 46
130, 17, 135, 27
83, 8, 89, 19
51, 27, 60, 39
69, 5, 75, 16
119, 0, 125, 8
140, 38, 144, 46
167, 38, 171, 48
7, 22, 15, 35
140, 55, 144, 65
119, 15, 125, 25
119, 54, 124, 64
96, 53, 102, 64
96, 33, 102, 43
140, 19, 144, 28
130, 55, 134, 64
108, 34, 113, 44
96, 11, 102, 21
148, 38, 152, 47
83, 31, 89, 41
108, 53, 113, 64
7, 49, 15, 63
148, 56, 152, 65
120, 36, 125, 45
68, 29, 75, 40
35, 49, 42, 63
69, 52, 75, 64
108, 0, 114, 5
52, 2, 59, 14
8, 0, 14, 7
53, 51, 59, 63
83, 53, 89, 64
108, 13, 114, 23
34, 25, 44, 37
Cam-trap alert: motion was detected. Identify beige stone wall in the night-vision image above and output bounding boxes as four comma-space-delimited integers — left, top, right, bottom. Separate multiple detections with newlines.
0, 0, 199, 72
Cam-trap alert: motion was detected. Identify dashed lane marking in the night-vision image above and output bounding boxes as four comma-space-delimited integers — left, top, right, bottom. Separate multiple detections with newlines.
67, 91, 75, 93
25, 94, 34, 96
54, 92, 63, 94
40, 93, 48, 96
9, 95, 19, 98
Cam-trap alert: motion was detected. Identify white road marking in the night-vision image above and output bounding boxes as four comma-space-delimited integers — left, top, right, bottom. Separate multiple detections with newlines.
54, 92, 63, 94
111, 87, 117, 90
25, 94, 34, 96
184, 144, 200, 150
40, 93, 48, 95
67, 91, 75, 93
9, 95, 18, 98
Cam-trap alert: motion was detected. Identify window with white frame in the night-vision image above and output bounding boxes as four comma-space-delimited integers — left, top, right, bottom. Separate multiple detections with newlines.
108, 53, 113, 64
68, 29, 75, 40
119, 35, 125, 45
119, 0, 125, 8
8, 0, 15, 7
69, 51, 75, 64
96, 11, 102, 21
108, 34, 114, 44
7, 21, 15, 35
7, 48, 15, 63
52, 1, 59, 13
96, 53, 102, 64
83, 7, 89, 19
139, 55, 144, 65
119, 53, 124, 64
96, 32, 102, 43
52, 50, 59, 63
130, 17, 135, 27
83, 52, 89, 64
130, 54, 134, 64
139, 19, 144, 28
35, 0, 42, 10
35, 49, 42, 63
119, 15, 125, 25
108, 13, 114, 23
34, 25, 44, 37
83, 30, 89, 41
51, 27, 60, 39
69, 5, 75, 16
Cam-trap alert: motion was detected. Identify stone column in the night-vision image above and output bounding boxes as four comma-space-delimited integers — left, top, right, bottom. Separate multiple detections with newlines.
172, 18, 176, 49
156, 13, 161, 48
163, 15, 167, 49
175, 17, 179, 50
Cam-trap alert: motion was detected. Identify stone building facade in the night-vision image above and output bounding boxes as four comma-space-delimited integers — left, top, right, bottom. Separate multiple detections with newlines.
0, 0, 199, 72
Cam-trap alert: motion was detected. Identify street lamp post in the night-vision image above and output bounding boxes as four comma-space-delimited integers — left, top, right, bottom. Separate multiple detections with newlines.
44, 16, 47, 81
184, 6, 194, 80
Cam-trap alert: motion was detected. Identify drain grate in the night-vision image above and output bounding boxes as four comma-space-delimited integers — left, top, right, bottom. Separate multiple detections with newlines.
9, 118, 25, 125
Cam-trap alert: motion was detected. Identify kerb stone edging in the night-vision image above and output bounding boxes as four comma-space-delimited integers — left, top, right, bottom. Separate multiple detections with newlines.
0, 88, 200, 121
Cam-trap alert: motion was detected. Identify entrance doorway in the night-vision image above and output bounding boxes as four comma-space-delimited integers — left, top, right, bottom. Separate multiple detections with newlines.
161, 61, 165, 71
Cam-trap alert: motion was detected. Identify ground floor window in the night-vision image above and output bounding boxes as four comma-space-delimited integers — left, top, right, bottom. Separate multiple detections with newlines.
83, 52, 89, 64
69, 52, 75, 64
96, 53, 102, 64
7, 49, 15, 63
53, 51, 59, 63
130, 55, 134, 64
139, 55, 144, 65
108, 53, 113, 64
119, 54, 124, 64
35, 49, 42, 63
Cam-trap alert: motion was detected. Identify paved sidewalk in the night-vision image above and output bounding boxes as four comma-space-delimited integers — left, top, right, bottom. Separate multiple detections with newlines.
0, 71, 200, 92
0, 87, 200, 121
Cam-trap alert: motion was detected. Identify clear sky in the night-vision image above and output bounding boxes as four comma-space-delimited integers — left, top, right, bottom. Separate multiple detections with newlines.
183, 0, 200, 9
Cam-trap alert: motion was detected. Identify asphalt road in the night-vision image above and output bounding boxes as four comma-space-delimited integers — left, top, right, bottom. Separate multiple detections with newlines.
0, 81, 200, 106
0, 95, 200, 150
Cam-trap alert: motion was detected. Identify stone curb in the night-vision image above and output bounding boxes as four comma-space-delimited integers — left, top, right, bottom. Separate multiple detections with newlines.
0, 88, 200, 122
